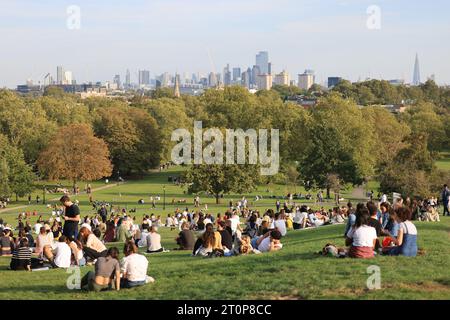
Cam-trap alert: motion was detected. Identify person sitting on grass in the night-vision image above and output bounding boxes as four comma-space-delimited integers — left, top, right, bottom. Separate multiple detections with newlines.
273, 212, 287, 236
345, 209, 377, 259
383, 207, 418, 257
366, 201, 382, 250
243, 215, 258, 239
257, 220, 270, 236
78, 227, 108, 261
35, 226, 53, 259
175, 222, 195, 251
146, 226, 164, 254
52, 236, 72, 268
81, 247, 121, 292
193, 224, 216, 257
253, 230, 283, 253
10, 237, 31, 271
381, 209, 400, 239
0, 228, 14, 256
217, 221, 233, 252
116, 217, 132, 243
121, 241, 153, 288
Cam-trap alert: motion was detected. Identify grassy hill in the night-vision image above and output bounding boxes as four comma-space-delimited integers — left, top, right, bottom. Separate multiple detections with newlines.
0, 167, 449, 300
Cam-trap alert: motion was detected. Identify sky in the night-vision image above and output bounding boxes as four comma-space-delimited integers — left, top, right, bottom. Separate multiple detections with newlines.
0, 0, 449, 88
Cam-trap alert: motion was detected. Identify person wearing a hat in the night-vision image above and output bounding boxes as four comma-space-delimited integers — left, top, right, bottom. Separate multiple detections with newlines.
60, 195, 80, 239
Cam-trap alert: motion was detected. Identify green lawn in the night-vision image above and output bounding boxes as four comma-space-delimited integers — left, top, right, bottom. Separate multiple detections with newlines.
436, 151, 450, 172
1, 168, 449, 300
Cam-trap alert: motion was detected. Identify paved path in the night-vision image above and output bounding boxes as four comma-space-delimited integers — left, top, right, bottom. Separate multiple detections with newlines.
0, 182, 123, 214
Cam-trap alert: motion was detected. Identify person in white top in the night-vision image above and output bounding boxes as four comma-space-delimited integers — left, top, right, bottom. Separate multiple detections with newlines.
293, 208, 308, 229
146, 226, 163, 253
121, 241, 153, 288
345, 209, 377, 259
230, 213, 241, 235
255, 230, 283, 253
138, 227, 150, 248
273, 212, 287, 236
52, 236, 72, 268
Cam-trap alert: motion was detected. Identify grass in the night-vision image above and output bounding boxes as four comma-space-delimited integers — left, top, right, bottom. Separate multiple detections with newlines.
436, 151, 450, 172
0, 167, 449, 300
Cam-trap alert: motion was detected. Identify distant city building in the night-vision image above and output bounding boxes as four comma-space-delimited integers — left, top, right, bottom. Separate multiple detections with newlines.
223, 64, 232, 86
208, 72, 218, 87
328, 77, 342, 88
251, 65, 261, 87
241, 70, 250, 88
125, 69, 131, 87
257, 74, 273, 90
388, 79, 405, 86
161, 72, 170, 87
57, 66, 64, 85
138, 70, 150, 86
113, 74, 121, 89
274, 70, 290, 86
232, 67, 241, 82
412, 53, 421, 86
298, 70, 315, 90
256, 51, 269, 75
64, 71, 73, 85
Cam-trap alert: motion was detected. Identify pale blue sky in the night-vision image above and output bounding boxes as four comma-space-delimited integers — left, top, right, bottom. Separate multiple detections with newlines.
0, 0, 449, 87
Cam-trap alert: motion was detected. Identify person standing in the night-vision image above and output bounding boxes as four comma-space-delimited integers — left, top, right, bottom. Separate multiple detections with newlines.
60, 195, 80, 239
442, 185, 449, 216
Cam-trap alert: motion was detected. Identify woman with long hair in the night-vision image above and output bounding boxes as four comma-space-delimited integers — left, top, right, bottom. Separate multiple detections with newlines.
384, 207, 418, 257
345, 208, 378, 259
78, 227, 108, 260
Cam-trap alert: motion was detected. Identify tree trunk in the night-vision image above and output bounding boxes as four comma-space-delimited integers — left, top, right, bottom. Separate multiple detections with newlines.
215, 193, 220, 204
326, 187, 331, 199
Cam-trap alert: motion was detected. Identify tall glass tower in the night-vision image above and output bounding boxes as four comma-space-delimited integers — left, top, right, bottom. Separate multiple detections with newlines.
412, 53, 421, 86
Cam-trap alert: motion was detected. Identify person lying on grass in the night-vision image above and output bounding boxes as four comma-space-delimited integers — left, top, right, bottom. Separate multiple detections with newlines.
81, 247, 121, 292
345, 209, 377, 259
252, 230, 283, 253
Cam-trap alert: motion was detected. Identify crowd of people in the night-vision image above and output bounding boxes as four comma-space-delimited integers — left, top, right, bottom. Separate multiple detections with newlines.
1, 185, 448, 292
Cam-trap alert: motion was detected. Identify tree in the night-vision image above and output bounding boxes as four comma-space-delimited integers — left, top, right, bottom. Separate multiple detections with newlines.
378, 134, 440, 198
93, 107, 162, 176
183, 164, 260, 204
298, 94, 376, 198
37, 124, 112, 186
0, 134, 35, 200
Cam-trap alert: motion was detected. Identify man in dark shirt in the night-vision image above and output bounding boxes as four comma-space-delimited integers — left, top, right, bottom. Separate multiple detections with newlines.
60, 195, 80, 239
217, 221, 233, 251
176, 222, 195, 250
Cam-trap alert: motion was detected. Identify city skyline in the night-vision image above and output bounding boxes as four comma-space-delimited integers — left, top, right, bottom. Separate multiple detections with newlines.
1, 0, 449, 88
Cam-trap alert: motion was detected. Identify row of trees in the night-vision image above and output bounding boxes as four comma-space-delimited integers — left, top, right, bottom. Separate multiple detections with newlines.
0, 79, 449, 201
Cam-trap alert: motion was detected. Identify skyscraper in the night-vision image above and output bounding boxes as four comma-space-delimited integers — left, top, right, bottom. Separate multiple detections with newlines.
64, 71, 73, 85
232, 67, 241, 82
113, 74, 121, 88
138, 70, 150, 86
251, 65, 261, 87
256, 51, 269, 75
57, 66, 64, 85
223, 64, 231, 86
412, 53, 421, 86
257, 74, 273, 90
125, 69, 131, 87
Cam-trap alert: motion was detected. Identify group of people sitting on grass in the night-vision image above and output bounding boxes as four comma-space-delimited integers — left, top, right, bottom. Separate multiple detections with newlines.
320, 200, 419, 259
